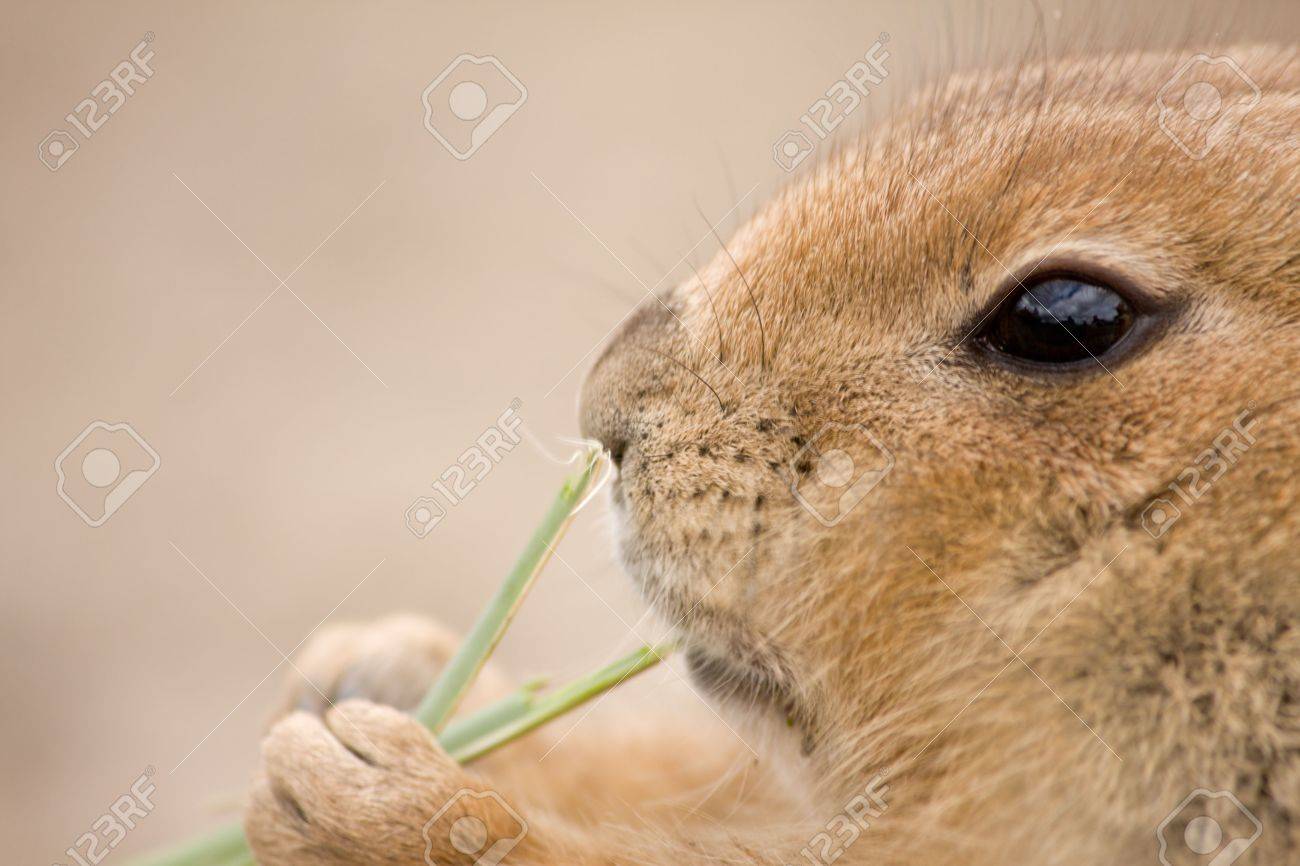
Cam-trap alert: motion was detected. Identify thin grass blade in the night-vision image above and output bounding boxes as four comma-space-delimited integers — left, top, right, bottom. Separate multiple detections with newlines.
415, 446, 604, 730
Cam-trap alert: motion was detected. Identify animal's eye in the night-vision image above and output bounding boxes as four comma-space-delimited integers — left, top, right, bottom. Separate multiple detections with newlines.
979, 277, 1135, 365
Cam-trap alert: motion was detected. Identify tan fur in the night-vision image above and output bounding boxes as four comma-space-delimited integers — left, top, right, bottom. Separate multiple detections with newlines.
244, 44, 1300, 865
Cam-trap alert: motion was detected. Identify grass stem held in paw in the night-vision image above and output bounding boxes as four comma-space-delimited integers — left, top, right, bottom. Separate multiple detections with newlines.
129, 446, 613, 866
449, 642, 673, 764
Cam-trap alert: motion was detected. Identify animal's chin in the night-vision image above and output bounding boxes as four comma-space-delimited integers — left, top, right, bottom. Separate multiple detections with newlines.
684, 645, 797, 716
684, 644, 820, 757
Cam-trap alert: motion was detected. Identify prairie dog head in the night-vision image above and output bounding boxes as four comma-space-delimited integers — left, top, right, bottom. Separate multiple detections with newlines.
580, 44, 1299, 856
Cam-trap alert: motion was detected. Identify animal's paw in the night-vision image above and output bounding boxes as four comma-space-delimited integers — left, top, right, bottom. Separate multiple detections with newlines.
246, 700, 534, 866
276, 614, 513, 719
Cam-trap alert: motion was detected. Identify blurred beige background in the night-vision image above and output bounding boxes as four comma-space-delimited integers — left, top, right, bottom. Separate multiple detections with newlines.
2, 1, 1295, 861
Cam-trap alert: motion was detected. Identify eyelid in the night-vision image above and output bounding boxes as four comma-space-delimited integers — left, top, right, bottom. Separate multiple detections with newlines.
968, 257, 1165, 337
993, 250, 1171, 313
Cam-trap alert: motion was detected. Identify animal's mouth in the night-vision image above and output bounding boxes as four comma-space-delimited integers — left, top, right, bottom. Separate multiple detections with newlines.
606, 472, 816, 743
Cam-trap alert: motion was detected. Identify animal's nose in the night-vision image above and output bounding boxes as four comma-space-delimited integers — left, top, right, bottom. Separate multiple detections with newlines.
581, 399, 629, 468
578, 303, 675, 470
579, 362, 637, 471
603, 435, 628, 469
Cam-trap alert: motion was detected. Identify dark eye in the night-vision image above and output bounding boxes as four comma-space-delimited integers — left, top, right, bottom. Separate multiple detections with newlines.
979, 277, 1135, 365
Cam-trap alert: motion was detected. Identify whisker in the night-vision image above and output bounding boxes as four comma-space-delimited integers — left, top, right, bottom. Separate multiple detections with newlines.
697, 205, 769, 372
689, 259, 728, 365
633, 345, 728, 414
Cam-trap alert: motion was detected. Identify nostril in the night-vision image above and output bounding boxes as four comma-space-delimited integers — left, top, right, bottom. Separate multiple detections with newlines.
607, 437, 627, 469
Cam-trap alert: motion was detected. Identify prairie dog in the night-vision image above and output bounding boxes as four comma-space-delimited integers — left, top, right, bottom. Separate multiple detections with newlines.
245, 43, 1300, 865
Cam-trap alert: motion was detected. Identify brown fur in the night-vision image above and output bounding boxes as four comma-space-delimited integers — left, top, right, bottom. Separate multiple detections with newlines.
244, 44, 1300, 865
